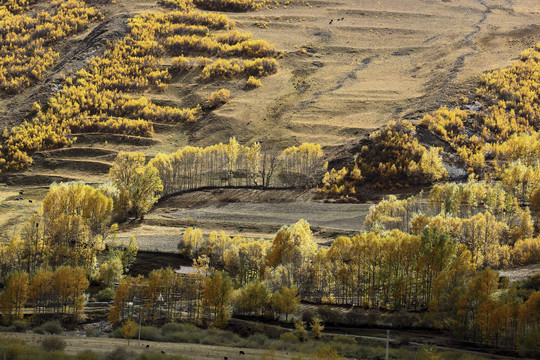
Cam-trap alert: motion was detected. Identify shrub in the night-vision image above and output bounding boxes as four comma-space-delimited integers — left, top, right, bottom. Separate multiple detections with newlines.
85, 327, 100, 337
301, 308, 316, 324
396, 334, 410, 345
279, 332, 298, 343
95, 288, 116, 302
201, 58, 278, 79
139, 326, 163, 341
41, 336, 67, 352
246, 333, 268, 347
204, 89, 230, 109
317, 307, 342, 326
334, 335, 356, 345
12, 320, 30, 332
245, 76, 261, 89
105, 347, 135, 360
193, 0, 256, 12
161, 322, 186, 335
164, 331, 201, 343
171, 55, 192, 71
34, 320, 63, 334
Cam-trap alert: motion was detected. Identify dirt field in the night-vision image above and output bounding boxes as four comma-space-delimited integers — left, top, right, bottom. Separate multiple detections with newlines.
499, 263, 540, 282
1, 332, 292, 360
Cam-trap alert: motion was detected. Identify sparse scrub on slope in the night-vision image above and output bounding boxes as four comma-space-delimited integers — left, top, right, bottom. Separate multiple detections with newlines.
193, 0, 257, 12
201, 58, 278, 79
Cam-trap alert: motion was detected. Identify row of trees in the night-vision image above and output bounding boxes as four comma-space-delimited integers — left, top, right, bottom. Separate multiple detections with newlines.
176, 220, 540, 350
149, 138, 325, 196
109, 266, 301, 329
180, 221, 462, 311
0, 151, 161, 283
363, 179, 539, 268
0, 266, 89, 323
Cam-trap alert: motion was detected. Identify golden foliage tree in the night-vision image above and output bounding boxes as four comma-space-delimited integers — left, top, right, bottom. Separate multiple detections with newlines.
109, 152, 163, 220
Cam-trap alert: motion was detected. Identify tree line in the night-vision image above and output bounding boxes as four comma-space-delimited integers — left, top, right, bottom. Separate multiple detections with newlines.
363, 179, 539, 268
104, 219, 540, 352
149, 138, 325, 196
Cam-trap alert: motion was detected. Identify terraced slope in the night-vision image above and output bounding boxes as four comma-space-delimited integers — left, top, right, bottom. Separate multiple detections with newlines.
2, 0, 539, 185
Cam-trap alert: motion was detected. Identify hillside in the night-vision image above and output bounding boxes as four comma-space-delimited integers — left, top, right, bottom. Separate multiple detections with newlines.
1, 0, 539, 236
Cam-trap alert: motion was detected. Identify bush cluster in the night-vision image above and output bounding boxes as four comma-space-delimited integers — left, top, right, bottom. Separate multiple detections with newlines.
0, 0, 101, 93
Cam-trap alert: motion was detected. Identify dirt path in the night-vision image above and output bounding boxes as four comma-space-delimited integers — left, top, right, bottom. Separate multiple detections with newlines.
499, 263, 540, 281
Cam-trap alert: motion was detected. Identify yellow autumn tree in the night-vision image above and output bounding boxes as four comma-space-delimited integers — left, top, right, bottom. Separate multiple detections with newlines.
109, 152, 163, 220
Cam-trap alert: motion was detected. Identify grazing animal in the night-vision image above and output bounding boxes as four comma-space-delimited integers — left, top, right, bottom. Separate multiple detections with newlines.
341, 17, 344, 21
329, 19, 333, 24
19, 190, 23, 195
239, 351, 245, 355
224, 357, 228, 360
28, 200, 32, 203
161, 350, 165, 354
146, 344, 150, 348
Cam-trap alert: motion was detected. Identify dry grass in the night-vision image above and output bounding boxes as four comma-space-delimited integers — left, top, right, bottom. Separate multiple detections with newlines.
1, 332, 293, 360
0, 185, 46, 237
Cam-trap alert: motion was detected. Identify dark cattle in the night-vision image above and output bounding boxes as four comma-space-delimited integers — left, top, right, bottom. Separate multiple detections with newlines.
28, 200, 32, 203
161, 350, 165, 354
329, 19, 333, 24
19, 190, 24, 195
146, 344, 150, 348
239, 351, 245, 355
224, 357, 228, 360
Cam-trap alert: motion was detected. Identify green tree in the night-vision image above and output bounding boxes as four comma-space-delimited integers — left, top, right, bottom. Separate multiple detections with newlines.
98, 256, 124, 288
419, 227, 456, 306
294, 318, 308, 341
272, 286, 300, 321
121, 236, 139, 272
